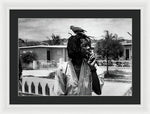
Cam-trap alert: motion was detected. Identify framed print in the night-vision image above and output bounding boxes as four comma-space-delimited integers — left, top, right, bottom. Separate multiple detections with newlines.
10, 10, 140, 104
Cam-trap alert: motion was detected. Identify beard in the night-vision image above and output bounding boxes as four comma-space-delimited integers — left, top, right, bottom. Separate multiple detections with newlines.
80, 49, 91, 61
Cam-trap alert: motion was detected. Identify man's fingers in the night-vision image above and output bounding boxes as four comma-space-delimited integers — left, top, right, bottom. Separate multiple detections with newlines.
90, 59, 96, 66
89, 54, 95, 60
89, 55, 93, 59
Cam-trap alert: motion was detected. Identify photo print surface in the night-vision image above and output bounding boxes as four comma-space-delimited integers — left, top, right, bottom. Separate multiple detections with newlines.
18, 18, 132, 96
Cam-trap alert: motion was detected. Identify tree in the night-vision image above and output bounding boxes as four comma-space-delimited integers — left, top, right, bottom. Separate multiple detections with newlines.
94, 30, 124, 74
46, 34, 62, 45
18, 38, 25, 47
19, 38, 43, 46
21, 52, 37, 64
51, 34, 61, 45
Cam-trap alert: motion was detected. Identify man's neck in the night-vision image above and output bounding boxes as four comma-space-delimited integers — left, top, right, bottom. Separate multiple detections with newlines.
72, 60, 82, 80
72, 59, 82, 67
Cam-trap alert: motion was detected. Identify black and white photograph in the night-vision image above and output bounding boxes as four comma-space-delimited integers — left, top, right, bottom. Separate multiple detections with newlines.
2, 0, 150, 114
9, 10, 140, 104
18, 18, 132, 96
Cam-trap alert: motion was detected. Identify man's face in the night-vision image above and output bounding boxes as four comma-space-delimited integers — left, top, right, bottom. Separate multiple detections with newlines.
80, 39, 91, 59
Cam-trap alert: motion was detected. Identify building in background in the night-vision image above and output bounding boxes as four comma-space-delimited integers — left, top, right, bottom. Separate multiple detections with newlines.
121, 40, 132, 60
19, 45, 68, 63
19, 40, 132, 64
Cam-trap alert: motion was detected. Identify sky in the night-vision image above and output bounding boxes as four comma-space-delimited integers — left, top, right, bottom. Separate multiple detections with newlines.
18, 18, 132, 41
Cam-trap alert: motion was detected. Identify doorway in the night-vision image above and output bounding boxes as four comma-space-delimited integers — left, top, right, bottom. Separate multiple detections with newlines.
47, 50, 50, 61
126, 49, 129, 60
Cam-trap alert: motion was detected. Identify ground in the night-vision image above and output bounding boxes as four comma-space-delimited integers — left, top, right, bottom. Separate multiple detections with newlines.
92, 81, 132, 96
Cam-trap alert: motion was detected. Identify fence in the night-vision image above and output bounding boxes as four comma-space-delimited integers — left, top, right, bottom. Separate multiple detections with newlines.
97, 60, 132, 67
21, 76, 55, 96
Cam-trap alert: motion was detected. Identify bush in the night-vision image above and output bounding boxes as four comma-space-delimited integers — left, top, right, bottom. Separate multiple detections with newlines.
21, 52, 37, 64
47, 72, 55, 79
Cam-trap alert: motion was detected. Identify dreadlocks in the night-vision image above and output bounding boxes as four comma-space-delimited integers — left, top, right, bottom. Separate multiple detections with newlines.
67, 33, 91, 65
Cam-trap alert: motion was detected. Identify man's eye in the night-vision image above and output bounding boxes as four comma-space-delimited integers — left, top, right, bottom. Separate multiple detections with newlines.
81, 44, 86, 47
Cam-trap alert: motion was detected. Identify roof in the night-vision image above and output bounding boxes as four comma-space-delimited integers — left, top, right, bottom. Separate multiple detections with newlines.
121, 42, 132, 46
19, 45, 67, 49
19, 42, 132, 50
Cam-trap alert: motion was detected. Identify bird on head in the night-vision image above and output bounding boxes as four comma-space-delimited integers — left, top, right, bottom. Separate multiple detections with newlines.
70, 25, 87, 34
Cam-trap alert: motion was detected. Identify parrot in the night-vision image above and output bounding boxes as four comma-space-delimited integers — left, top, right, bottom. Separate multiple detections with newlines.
70, 25, 87, 34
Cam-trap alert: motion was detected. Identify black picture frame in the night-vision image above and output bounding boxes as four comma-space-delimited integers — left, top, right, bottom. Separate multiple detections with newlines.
10, 10, 140, 104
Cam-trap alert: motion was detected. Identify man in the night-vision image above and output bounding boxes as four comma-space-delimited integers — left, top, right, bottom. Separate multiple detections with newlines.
54, 32, 102, 96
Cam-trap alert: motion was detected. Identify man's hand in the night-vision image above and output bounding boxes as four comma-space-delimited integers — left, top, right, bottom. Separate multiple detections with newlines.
87, 53, 98, 72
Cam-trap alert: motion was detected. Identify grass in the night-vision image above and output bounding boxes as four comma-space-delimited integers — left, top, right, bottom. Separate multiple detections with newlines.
104, 69, 132, 82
